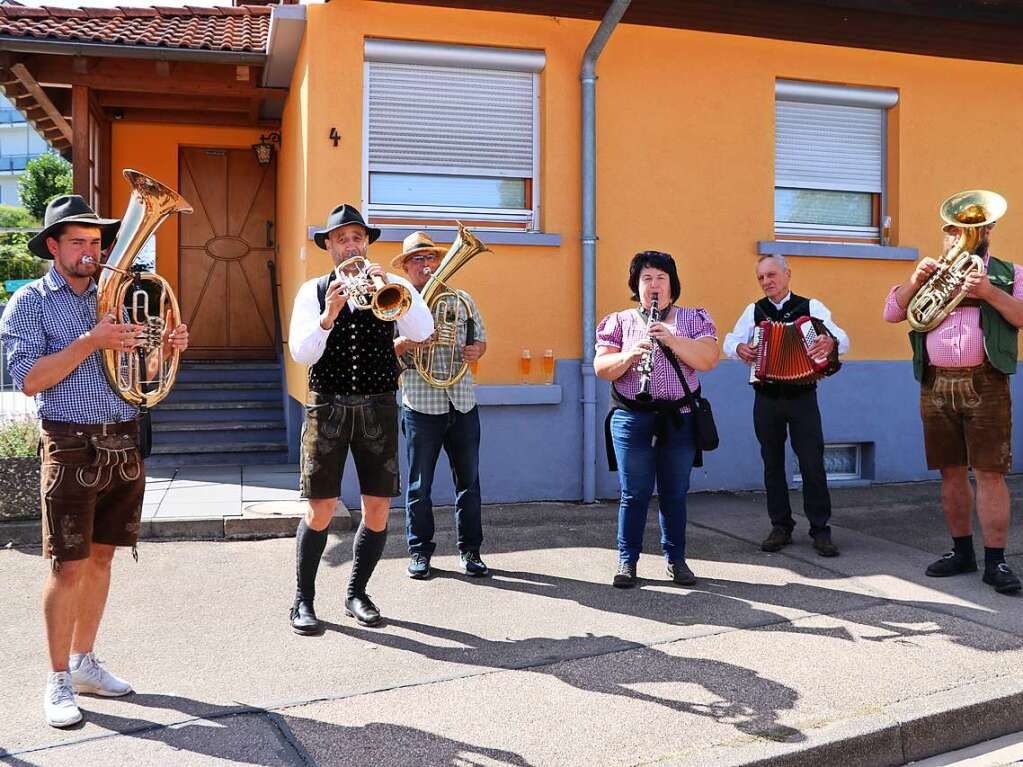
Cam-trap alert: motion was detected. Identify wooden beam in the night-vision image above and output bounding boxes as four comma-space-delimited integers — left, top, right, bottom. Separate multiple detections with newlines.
28, 56, 279, 100
95, 91, 252, 114
112, 107, 279, 128
72, 84, 90, 199
9, 63, 73, 144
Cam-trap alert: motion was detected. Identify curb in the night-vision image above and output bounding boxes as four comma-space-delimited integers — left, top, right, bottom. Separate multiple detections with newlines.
658, 676, 1023, 767
1, 507, 354, 547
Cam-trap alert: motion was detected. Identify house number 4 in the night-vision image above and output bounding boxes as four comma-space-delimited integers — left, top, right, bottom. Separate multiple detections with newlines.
329, 128, 340, 147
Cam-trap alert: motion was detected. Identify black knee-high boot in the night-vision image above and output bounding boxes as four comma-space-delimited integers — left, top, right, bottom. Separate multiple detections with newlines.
295, 519, 329, 604
347, 522, 388, 598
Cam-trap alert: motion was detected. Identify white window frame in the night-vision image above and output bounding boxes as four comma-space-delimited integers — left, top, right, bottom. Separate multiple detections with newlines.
774, 79, 898, 242
362, 39, 544, 231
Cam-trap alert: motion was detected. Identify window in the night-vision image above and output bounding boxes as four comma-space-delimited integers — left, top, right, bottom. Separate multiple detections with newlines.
364, 39, 544, 230
795, 443, 862, 483
775, 80, 898, 242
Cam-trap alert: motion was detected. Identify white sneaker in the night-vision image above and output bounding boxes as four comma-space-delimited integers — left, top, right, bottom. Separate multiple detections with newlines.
70, 653, 133, 697
44, 671, 82, 728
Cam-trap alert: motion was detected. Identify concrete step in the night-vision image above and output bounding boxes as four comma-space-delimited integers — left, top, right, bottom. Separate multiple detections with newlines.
164, 382, 281, 403
151, 441, 287, 455
176, 362, 281, 384
145, 448, 291, 467
152, 401, 285, 422
153, 420, 286, 444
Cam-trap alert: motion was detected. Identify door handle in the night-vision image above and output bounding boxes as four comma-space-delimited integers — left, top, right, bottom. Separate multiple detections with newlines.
265, 221, 275, 248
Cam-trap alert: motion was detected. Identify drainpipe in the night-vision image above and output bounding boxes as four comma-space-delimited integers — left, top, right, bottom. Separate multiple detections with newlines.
581, 0, 631, 503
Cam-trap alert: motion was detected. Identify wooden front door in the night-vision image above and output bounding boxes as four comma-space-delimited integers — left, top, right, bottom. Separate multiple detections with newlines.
178, 147, 276, 359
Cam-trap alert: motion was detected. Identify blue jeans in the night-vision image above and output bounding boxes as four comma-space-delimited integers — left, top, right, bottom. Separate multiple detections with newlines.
403, 404, 483, 556
610, 408, 697, 565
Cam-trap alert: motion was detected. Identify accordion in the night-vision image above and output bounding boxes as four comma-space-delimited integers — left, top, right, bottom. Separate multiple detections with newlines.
749, 316, 841, 385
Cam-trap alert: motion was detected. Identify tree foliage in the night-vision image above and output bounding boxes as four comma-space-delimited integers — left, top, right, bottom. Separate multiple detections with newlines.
0, 205, 46, 302
17, 153, 72, 221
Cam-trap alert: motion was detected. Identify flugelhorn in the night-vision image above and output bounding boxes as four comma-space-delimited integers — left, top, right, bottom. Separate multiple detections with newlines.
908, 189, 1007, 332
413, 224, 490, 388
334, 255, 412, 322
90, 170, 192, 409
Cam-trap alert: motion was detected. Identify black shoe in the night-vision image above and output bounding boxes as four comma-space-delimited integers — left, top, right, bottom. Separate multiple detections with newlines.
761, 527, 792, 552
925, 551, 978, 578
666, 559, 697, 586
460, 550, 489, 577
811, 530, 840, 558
612, 562, 637, 589
983, 563, 1022, 594
289, 599, 323, 636
345, 594, 383, 627
407, 553, 431, 580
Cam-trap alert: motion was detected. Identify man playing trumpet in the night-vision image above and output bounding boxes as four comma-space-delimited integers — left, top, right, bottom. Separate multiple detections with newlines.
289, 205, 433, 633
393, 232, 488, 580
884, 193, 1023, 594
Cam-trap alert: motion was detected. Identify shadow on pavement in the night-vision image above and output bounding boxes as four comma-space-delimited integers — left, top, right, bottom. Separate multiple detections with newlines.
329, 620, 806, 744
72, 693, 534, 767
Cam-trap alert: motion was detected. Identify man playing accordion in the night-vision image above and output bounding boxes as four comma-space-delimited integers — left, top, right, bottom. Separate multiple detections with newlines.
724, 255, 849, 556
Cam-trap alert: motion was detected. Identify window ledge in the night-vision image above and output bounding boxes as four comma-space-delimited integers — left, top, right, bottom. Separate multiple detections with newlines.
476, 384, 562, 406
306, 226, 560, 248
758, 240, 918, 261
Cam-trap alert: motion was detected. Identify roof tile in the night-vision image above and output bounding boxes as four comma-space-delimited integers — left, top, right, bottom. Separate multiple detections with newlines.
0, 4, 270, 53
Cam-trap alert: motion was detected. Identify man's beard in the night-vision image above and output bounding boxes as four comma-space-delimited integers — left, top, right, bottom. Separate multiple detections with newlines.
973, 236, 990, 259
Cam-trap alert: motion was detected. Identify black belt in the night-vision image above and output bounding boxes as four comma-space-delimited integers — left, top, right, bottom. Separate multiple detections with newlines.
42, 419, 139, 437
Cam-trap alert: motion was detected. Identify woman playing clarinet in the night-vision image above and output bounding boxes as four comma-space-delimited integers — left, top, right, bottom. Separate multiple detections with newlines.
594, 251, 719, 590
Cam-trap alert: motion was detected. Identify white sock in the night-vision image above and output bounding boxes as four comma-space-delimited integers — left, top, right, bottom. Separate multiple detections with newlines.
69, 653, 88, 670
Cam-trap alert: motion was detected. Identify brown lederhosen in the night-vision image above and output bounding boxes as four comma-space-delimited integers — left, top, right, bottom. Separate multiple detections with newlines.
920, 361, 1012, 473
39, 419, 145, 565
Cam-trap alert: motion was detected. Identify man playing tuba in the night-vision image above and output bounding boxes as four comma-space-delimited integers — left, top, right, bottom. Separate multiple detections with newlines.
393, 231, 489, 580
0, 195, 189, 729
884, 192, 1023, 594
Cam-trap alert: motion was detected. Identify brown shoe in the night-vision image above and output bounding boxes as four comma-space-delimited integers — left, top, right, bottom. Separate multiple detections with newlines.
761, 528, 792, 552
811, 531, 839, 557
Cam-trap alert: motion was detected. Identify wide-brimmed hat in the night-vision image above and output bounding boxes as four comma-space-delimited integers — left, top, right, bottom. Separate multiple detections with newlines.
28, 195, 120, 260
391, 231, 447, 269
312, 204, 381, 250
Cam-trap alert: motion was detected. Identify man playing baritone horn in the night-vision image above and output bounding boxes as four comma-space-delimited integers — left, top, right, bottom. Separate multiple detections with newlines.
393, 232, 488, 580
884, 206, 1023, 594
723, 255, 848, 557
288, 205, 433, 634
0, 195, 189, 729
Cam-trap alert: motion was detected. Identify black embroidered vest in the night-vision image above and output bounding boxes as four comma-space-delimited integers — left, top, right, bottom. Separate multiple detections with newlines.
308, 273, 399, 395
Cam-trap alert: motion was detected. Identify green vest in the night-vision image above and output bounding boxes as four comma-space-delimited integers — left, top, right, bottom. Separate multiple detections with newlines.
910, 255, 1019, 381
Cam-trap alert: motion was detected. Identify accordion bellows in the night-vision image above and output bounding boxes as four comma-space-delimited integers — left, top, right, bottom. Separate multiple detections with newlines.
750, 317, 834, 385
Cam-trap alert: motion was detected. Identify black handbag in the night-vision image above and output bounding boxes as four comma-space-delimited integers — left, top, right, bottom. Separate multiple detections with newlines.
661, 343, 719, 452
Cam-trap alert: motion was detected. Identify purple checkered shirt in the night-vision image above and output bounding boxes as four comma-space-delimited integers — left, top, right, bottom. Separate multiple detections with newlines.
596, 305, 717, 409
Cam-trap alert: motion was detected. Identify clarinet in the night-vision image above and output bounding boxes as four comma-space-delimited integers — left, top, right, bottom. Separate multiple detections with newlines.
635, 294, 659, 403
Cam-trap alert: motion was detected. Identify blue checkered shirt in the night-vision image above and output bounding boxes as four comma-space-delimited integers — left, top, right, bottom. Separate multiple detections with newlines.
0, 269, 138, 424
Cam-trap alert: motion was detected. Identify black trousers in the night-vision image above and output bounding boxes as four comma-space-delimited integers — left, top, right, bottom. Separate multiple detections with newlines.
752, 388, 831, 534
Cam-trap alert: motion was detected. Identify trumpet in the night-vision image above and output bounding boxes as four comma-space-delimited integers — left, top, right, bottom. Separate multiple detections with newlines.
635, 293, 659, 403
334, 255, 412, 322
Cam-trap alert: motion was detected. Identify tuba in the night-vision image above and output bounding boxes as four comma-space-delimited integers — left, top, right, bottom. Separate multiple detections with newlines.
91, 169, 192, 409
413, 224, 490, 388
907, 189, 1007, 332
334, 255, 413, 322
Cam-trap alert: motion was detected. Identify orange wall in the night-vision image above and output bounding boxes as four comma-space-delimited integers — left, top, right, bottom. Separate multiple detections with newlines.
110, 122, 267, 297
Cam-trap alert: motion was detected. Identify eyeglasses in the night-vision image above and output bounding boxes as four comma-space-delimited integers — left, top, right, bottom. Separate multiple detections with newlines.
407, 254, 440, 264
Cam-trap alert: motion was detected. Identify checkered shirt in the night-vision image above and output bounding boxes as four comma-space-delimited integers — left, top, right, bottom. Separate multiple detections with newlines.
0, 269, 138, 424
883, 254, 1023, 367
399, 289, 486, 414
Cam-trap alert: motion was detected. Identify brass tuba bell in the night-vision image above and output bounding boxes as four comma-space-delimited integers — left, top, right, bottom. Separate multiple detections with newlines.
413, 224, 490, 388
93, 170, 192, 408
907, 189, 1007, 332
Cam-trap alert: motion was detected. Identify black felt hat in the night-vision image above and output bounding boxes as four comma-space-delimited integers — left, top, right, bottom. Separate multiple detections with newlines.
27, 195, 120, 260
312, 204, 381, 250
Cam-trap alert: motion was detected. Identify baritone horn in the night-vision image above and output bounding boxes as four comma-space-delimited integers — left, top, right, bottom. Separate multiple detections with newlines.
90, 169, 192, 409
907, 189, 1007, 332
414, 224, 491, 388
334, 255, 413, 322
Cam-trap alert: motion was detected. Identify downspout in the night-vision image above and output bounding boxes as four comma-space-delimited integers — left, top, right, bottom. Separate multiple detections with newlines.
581, 0, 631, 503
